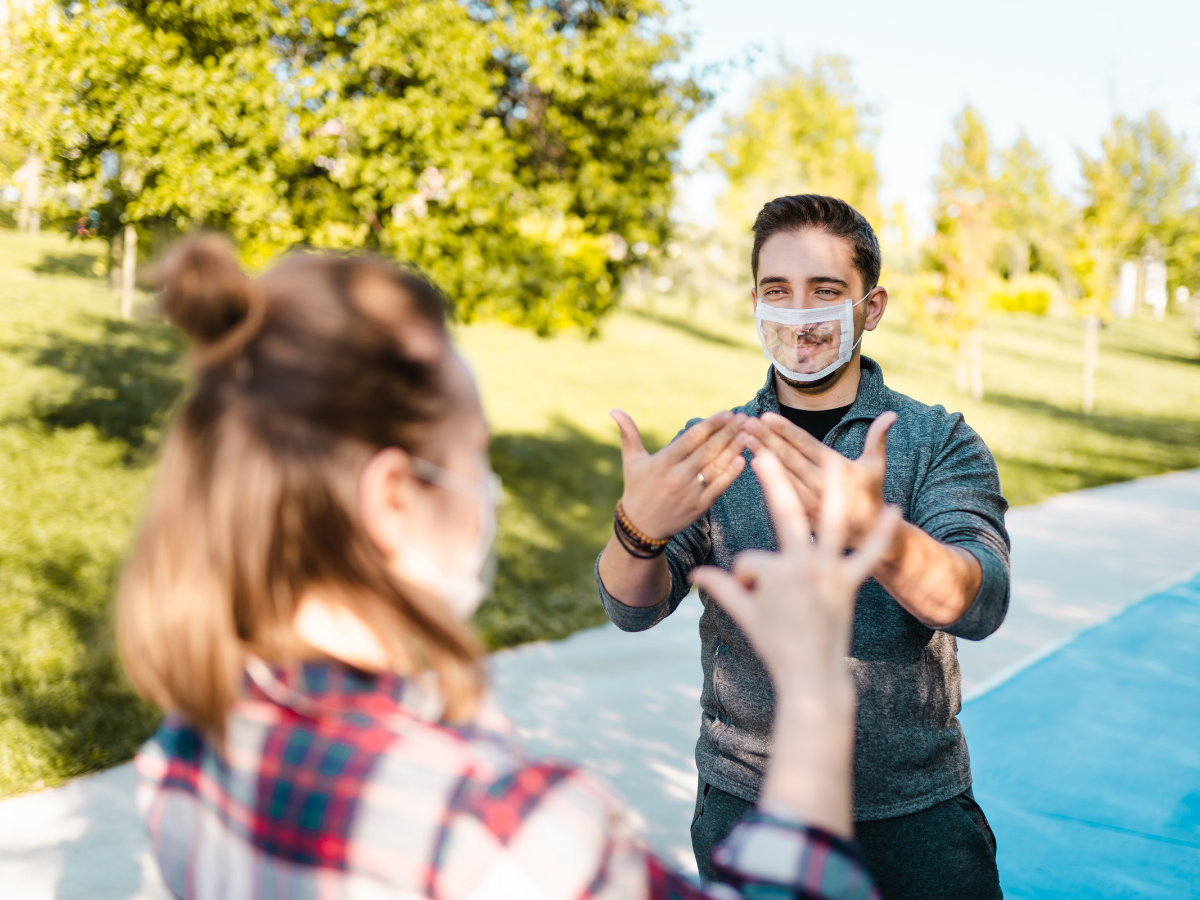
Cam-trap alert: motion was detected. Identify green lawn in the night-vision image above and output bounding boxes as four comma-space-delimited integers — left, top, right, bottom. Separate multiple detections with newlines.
2, 227, 1199, 797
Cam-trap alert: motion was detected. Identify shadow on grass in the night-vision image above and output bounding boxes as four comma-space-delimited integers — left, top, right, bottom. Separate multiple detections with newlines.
15, 316, 187, 462
628, 308, 753, 351
31, 252, 101, 279
0, 542, 161, 797
475, 421, 624, 650
984, 392, 1200, 454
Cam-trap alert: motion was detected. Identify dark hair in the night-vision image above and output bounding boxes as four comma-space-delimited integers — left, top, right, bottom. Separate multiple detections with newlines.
119, 235, 485, 741
750, 194, 881, 292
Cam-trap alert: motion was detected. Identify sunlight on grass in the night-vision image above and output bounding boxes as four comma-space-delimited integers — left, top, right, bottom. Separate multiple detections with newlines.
1, 228, 1198, 795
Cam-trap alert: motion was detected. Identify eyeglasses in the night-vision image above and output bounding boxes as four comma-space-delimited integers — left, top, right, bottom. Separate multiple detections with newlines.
410, 456, 503, 508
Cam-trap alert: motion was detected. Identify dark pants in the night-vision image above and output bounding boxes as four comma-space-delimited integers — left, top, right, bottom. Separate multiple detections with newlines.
691, 780, 1002, 900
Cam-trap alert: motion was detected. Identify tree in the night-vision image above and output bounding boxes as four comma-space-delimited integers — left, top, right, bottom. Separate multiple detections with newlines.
921, 106, 997, 400
1, 0, 705, 332
994, 132, 1071, 285
1071, 113, 1196, 411
705, 55, 880, 295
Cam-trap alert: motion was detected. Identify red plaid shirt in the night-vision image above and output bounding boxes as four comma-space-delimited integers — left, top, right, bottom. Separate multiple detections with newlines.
135, 661, 878, 900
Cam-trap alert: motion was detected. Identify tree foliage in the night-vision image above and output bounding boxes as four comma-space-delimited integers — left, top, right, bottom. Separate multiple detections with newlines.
713, 55, 879, 225
919, 107, 997, 343
0, 0, 706, 332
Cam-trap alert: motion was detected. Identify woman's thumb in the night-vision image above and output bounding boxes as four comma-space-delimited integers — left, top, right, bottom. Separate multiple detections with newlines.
863, 411, 897, 465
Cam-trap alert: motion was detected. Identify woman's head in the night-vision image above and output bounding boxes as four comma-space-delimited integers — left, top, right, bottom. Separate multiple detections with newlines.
118, 236, 490, 738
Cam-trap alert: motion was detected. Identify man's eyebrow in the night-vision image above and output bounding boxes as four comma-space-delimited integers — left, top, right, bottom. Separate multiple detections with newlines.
757, 275, 791, 286
807, 275, 850, 288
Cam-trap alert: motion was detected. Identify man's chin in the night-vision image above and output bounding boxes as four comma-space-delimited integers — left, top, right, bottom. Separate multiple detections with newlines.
778, 362, 847, 392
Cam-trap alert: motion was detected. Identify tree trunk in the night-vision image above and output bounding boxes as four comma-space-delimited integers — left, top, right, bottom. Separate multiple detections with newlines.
968, 324, 984, 400
17, 152, 41, 234
1082, 314, 1100, 414
120, 223, 138, 320
953, 343, 969, 395
110, 232, 124, 294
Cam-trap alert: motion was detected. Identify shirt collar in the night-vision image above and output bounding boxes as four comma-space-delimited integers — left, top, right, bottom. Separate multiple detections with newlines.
751, 357, 890, 424
244, 659, 435, 722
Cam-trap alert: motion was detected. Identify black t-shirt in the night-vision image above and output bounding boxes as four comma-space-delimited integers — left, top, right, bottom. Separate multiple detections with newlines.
777, 403, 853, 444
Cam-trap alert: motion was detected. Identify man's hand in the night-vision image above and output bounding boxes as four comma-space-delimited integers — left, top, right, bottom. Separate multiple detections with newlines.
741, 410, 897, 549
613, 408, 749, 540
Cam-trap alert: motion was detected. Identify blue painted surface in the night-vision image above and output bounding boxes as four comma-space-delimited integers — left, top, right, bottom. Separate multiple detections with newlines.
961, 572, 1200, 899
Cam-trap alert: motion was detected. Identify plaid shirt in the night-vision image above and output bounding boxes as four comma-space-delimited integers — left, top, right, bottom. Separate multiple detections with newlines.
135, 662, 878, 900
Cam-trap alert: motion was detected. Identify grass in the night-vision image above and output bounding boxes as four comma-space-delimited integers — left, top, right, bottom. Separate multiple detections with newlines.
2, 227, 1199, 796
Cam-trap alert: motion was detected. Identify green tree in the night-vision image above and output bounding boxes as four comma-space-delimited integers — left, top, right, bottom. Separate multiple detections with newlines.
994, 132, 1071, 284
1071, 112, 1196, 410
1, 0, 704, 332
920, 106, 997, 400
705, 55, 880, 298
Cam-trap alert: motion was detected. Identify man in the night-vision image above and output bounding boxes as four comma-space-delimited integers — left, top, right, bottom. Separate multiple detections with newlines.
596, 194, 1009, 899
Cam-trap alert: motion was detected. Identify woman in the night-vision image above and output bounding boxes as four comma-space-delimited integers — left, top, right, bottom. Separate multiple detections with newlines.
119, 235, 898, 899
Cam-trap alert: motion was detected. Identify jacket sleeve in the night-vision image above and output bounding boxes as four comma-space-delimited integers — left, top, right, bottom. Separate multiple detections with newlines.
436, 760, 879, 900
596, 419, 713, 633
911, 411, 1011, 641
596, 513, 710, 633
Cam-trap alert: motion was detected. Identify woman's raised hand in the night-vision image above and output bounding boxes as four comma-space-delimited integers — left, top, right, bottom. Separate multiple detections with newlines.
611, 409, 750, 541
690, 447, 899, 693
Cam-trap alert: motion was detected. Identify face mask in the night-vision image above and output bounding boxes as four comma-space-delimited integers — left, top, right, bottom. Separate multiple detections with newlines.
400, 457, 501, 620
755, 290, 870, 383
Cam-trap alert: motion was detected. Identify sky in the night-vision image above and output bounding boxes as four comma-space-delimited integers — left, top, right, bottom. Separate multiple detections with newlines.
671, 0, 1200, 232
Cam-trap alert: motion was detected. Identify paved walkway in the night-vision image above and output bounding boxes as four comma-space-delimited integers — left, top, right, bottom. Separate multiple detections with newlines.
1, 468, 1198, 898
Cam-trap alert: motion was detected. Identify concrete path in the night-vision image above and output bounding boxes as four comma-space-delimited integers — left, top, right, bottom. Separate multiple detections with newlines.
1, 468, 1198, 897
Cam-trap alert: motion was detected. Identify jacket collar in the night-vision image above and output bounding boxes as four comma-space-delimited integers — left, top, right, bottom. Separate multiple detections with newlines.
751, 356, 892, 424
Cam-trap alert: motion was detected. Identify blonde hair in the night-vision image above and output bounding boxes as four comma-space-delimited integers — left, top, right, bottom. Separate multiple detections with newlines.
117, 236, 484, 741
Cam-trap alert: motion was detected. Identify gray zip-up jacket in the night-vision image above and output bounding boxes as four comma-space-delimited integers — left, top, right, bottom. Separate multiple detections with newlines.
596, 359, 1010, 821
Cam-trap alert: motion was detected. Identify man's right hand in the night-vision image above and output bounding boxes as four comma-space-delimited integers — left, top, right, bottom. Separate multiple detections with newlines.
611, 408, 750, 541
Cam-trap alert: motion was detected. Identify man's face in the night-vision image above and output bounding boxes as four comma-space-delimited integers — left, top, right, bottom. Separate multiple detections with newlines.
752, 228, 879, 379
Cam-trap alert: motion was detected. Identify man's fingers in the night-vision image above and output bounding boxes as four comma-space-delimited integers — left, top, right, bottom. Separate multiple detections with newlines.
748, 424, 823, 489
845, 505, 902, 585
610, 409, 649, 461
749, 449, 810, 552
700, 453, 746, 505
685, 413, 747, 474
758, 412, 837, 464
861, 411, 897, 469
699, 429, 750, 482
663, 410, 735, 464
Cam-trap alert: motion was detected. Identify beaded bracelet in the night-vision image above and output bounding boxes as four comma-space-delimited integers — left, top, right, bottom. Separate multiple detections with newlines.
614, 500, 670, 558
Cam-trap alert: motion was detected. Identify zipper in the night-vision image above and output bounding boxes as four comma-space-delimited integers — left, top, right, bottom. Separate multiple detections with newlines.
710, 645, 731, 748
922, 646, 935, 763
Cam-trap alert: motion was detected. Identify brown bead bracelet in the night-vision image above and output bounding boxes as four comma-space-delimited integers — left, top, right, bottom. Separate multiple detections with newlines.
614, 500, 670, 558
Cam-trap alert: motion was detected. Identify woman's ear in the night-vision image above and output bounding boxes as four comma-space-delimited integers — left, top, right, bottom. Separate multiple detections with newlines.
358, 447, 413, 561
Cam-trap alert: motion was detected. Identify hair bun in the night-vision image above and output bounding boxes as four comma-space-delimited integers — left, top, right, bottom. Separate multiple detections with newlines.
159, 235, 256, 352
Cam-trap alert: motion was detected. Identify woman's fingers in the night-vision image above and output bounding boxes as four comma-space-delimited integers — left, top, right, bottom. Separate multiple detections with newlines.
749, 449, 810, 552
690, 566, 756, 633
844, 505, 902, 585
816, 463, 850, 562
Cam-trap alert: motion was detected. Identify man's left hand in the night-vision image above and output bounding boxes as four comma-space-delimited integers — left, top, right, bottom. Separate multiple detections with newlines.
741, 411, 897, 550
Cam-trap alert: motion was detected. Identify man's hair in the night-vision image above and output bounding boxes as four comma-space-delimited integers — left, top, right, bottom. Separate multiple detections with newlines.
750, 194, 881, 293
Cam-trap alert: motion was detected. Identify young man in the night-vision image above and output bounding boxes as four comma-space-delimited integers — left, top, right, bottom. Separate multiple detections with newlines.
596, 195, 1009, 899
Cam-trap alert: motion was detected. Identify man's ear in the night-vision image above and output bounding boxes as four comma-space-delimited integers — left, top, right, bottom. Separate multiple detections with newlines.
863, 287, 889, 332
749, 287, 758, 313
358, 447, 414, 561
